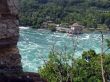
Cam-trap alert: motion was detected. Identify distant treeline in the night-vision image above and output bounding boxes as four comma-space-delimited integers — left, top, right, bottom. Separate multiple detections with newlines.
20, 0, 110, 29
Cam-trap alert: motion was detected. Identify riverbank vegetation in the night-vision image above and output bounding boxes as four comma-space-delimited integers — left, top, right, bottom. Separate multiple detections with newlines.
20, 0, 110, 30
39, 50, 110, 82
38, 34, 110, 82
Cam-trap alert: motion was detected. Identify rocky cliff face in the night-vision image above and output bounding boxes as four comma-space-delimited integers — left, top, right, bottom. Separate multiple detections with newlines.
0, 0, 22, 72
0, 0, 47, 81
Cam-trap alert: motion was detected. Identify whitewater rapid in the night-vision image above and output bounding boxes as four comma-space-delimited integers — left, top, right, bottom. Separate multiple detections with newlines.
18, 27, 110, 72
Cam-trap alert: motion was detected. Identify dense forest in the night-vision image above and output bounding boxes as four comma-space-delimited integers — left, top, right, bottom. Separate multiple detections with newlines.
20, 0, 110, 29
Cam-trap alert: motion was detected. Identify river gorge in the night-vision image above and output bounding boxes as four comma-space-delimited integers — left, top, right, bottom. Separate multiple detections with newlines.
18, 27, 110, 72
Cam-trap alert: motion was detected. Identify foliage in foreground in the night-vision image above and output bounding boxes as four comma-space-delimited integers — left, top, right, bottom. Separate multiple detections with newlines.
38, 49, 110, 82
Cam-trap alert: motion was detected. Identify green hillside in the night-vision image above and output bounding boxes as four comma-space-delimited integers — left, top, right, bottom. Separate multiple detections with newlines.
20, 0, 110, 29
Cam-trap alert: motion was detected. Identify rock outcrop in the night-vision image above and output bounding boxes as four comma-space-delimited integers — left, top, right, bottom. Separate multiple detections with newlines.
0, 0, 47, 82
0, 0, 22, 72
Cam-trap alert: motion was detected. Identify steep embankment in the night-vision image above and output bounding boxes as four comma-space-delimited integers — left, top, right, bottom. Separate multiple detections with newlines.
0, 0, 47, 82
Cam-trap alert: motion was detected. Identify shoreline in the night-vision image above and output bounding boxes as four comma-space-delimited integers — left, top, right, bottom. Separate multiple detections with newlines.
19, 26, 110, 34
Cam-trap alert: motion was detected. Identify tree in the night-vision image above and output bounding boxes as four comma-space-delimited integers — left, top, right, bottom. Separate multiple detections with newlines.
39, 48, 110, 82
38, 32, 110, 82
100, 32, 105, 82
105, 18, 110, 30
20, 0, 110, 29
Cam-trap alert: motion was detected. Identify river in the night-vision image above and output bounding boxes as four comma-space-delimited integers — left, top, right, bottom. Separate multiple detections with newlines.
18, 27, 110, 72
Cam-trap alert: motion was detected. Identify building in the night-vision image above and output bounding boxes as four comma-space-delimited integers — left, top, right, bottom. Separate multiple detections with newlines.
70, 23, 84, 34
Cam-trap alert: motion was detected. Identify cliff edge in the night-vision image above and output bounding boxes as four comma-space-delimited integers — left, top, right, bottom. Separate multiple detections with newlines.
0, 0, 47, 82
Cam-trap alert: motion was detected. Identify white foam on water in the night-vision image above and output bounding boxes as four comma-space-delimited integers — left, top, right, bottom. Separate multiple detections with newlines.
19, 26, 30, 30
81, 34, 90, 40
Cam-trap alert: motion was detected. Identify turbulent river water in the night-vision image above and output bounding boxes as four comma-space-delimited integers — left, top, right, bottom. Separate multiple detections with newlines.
18, 27, 110, 72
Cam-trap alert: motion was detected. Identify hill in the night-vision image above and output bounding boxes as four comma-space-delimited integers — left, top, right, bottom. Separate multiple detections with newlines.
19, 0, 110, 29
